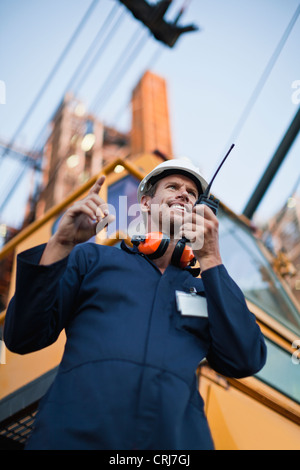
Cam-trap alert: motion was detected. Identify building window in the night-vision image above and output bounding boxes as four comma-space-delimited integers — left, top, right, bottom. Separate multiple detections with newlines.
107, 175, 140, 237
218, 209, 300, 336
256, 338, 300, 404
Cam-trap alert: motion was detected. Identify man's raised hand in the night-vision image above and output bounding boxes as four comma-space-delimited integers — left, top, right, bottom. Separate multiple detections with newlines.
40, 175, 115, 265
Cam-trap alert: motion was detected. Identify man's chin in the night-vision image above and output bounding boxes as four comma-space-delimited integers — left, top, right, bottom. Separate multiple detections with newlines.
160, 216, 184, 239
149, 207, 185, 236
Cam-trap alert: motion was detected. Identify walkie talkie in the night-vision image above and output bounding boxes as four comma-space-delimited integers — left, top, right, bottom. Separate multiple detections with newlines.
196, 143, 235, 215
170, 143, 235, 268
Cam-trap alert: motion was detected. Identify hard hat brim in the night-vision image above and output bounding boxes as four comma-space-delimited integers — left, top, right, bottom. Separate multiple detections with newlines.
137, 159, 208, 203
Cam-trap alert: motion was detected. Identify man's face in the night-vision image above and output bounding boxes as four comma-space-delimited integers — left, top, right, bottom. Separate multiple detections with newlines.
141, 174, 198, 237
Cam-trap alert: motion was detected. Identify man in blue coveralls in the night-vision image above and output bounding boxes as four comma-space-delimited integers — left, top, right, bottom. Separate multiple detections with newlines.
4, 159, 266, 450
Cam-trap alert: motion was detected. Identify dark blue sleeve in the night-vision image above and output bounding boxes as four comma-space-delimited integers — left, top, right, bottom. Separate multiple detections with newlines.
201, 264, 267, 378
4, 244, 85, 355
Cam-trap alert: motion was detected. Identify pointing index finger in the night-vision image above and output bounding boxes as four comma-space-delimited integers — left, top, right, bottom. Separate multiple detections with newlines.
90, 175, 106, 195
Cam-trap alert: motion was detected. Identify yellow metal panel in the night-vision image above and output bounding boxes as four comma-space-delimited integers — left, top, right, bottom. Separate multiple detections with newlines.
0, 335, 65, 400
206, 383, 300, 450
0, 218, 66, 399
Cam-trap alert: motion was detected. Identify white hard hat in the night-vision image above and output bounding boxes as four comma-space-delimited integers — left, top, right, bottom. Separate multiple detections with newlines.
137, 158, 208, 203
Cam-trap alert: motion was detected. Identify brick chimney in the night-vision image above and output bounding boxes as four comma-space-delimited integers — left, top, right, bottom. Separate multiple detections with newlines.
131, 71, 173, 158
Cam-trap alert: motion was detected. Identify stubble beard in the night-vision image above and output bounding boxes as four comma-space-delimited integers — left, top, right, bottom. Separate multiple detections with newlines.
149, 203, 187, 240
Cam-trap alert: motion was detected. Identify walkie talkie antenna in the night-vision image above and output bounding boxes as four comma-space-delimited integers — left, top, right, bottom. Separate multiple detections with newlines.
195, 143, 235, 215
198, 143, 235, 202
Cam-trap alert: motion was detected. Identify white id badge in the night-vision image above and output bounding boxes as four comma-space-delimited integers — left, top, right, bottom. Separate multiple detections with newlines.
175, 291, 208, 318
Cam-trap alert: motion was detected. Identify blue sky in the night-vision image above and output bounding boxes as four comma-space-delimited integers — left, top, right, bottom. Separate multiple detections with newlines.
0, 0, 299, 228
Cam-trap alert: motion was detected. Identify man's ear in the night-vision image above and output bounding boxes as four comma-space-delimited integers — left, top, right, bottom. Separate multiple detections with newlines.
140, 195, 151, 213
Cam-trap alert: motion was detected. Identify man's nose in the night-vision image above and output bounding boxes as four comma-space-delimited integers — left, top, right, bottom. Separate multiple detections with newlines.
177, 188, 189, 201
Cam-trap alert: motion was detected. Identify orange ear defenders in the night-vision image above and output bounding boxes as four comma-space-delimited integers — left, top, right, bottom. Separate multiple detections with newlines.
171, 238, 196, 269
131, 233, 196, 268
131, 233, 170, 260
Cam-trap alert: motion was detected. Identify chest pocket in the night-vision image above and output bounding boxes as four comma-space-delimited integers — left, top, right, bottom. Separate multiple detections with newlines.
173, 289, 209, 341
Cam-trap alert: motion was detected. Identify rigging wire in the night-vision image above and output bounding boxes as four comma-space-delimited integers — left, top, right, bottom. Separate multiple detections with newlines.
26, 3, 125, 159
0, 157, 33, 221
108, 44, 164, 127
88, 0, 188, 116
71, 5, 126, 96
0, 0, 101, 162
104, 0, 194, 128
89, 27, 149, 114
225, 3, 300, 147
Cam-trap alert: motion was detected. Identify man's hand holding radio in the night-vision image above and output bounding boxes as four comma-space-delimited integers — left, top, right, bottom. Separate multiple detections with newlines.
180, 203, 222, 272
40, 175, 115, 265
